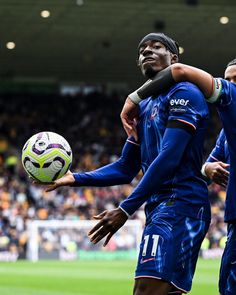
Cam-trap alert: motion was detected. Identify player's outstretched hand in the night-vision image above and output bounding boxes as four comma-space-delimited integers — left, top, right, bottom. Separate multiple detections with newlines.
32, 171, 75, 192
120, 97, 139, 141
88, 208, 128, 247
205, 162, 229, 188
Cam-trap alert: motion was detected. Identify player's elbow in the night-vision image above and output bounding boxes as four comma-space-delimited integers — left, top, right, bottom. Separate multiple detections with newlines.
124, 174, 136, 184
172, 63, 188, 82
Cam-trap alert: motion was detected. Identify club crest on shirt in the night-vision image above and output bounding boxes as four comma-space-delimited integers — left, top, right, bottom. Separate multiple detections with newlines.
150, 105, 159, 120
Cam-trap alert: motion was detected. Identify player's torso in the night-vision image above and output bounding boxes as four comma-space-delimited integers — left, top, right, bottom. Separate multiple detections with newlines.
137, 83, 210, 221
138, 96, 167, 171
137, 83, 209, 174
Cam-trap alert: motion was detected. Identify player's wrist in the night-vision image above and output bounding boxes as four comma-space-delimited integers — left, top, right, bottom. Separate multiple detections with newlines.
201, 162, 207, 177
118, 205, 131, 218
201, 162, 209, 178
128, 91, 142, 105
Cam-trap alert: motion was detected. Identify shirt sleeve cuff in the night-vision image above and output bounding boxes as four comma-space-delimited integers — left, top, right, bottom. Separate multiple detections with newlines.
201, 162, 208, 177
207, 78, 222, 103
72, 173, 82, 185
119, 205, 131, 218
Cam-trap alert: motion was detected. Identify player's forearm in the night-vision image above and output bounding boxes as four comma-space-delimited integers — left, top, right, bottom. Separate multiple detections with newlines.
73, 163, 134, 187
129, 63, 214, 104
119, 127, 192, 216
73, 140, 141, 187
129, 67, 175, 104
172, 64, 213, 98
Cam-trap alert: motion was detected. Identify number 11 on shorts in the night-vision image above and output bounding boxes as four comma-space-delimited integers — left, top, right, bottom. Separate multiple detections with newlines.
142, 234, 160, 257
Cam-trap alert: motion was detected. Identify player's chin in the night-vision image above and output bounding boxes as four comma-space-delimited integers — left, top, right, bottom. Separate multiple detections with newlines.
142, 65, 158, 79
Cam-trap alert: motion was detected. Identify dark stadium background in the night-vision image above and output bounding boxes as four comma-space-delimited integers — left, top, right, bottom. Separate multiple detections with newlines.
0, 0, 233, 280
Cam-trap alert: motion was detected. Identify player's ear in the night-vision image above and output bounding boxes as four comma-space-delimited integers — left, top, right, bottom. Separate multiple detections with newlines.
136, 58, 141, 67
171, 53, 178, 64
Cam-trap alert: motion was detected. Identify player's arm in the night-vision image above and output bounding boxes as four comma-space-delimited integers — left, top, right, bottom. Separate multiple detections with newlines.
129, 64, 214, 103
73, 138, 141, 186
43, 139, 141, 192
121, 63, 215, 138
201, 130, 229, 187
119, 124, 193, 216
89, 123, 193, 246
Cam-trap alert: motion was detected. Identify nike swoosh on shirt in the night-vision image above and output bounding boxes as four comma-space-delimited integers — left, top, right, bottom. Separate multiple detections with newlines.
140, 258, 155, 264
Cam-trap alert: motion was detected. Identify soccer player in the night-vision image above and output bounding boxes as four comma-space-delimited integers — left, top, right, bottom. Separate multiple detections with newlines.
42, 33, 211, 295
122, 59, 236, 295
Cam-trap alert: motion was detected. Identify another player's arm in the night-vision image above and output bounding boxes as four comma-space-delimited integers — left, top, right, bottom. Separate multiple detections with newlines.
42, 139, 141, 192
130, 64, 214, 103
201, 130, 229, 187
121, 63, 215, 138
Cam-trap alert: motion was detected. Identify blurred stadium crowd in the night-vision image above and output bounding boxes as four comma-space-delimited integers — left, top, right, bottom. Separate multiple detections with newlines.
0, 88, 227, 260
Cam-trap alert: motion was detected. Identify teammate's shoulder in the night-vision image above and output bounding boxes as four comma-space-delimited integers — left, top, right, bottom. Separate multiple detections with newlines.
168, 81, 205, 99
221, 78, 236, 89
168, 81, 203, 95
214, 77, 236, 90
175, 81, 202, 91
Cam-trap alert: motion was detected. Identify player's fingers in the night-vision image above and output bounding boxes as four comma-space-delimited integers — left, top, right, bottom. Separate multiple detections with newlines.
131, 126, 138, 141
122, 119, 134, 136
220, 162, 230, 169
90, 228, 107, 244
103, 232, 114, 247
32, 180, 41, 185
45, 184, 57, 192
213, 175, 227, 187
123, 120, 138, 141
214, 171, 228, 180
121, 118, 133, 130
88, 219, 105, 236
222, 181, 227, 188
34, 180, 54, 186
216, 168, 229, 178
93, 210, 107, 220
218, 165, 230, 173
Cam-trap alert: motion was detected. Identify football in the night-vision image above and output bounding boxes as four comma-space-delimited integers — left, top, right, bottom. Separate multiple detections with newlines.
22, 131, 72, 182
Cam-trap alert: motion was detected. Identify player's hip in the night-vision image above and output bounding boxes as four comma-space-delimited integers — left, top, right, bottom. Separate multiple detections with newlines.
135, 213, 210, 292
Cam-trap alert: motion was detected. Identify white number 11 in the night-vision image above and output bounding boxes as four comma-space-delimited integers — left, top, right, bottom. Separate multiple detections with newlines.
142, 234, 160, 257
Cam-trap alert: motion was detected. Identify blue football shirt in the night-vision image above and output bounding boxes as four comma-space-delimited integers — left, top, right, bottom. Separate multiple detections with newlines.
120, 82, 211, 221
206, 129, 230, 164
211, 79, 236, 222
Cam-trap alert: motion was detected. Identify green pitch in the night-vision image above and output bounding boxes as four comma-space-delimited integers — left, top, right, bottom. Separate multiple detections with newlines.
0, 258, 219, 295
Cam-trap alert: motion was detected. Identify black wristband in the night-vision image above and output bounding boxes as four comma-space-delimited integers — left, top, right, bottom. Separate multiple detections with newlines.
137, 66, 175, 99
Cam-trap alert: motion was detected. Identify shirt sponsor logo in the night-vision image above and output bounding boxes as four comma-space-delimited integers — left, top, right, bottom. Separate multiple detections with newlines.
170, 107, 187, 113
170, 98, 189, 106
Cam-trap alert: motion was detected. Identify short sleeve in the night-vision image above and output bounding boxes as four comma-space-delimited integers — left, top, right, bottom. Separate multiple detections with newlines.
206, 129, 226, 162
168, 82, 208, 130
208, 78, 236, 106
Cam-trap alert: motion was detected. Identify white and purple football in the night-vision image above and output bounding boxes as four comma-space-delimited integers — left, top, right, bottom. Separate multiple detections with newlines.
22, 132, 72, 182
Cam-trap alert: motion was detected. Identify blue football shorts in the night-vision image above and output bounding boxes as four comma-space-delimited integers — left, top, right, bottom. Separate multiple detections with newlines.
219, 223, 236, 295
135, 204, 210, 293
